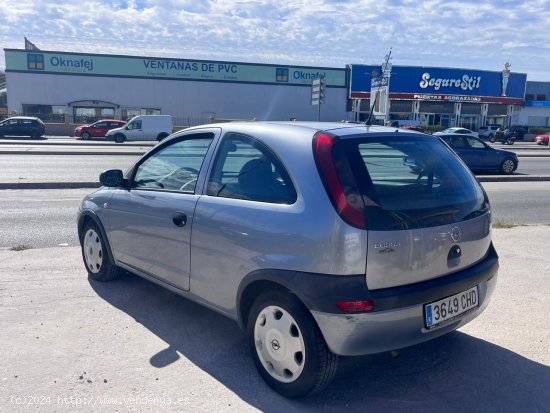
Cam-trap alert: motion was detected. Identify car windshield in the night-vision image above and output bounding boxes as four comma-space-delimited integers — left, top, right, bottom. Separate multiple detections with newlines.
338, 134, 488, 230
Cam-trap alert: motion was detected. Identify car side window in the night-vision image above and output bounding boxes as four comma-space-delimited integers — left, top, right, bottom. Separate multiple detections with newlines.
94, 122, 107, 128
127, 120, 142, 130
207, 133, 297, 204
132, 133, 214, 193
466, 137, 485, 149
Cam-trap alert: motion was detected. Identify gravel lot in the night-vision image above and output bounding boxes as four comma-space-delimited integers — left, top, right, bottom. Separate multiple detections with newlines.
0, 226, 549, 412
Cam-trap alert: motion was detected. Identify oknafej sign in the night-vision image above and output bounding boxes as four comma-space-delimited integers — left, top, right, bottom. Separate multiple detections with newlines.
5, 49, 346, 87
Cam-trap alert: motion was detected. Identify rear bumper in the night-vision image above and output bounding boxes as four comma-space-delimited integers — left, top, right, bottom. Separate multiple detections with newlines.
311, 246, 499, 356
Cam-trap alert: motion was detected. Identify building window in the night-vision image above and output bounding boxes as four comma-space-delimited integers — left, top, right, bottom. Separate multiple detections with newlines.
22, 104, 65, 122
525, 94, 535, 100
73, 106, 115, 123
527, 116, 549, 127
536, 94, 546, 101
121, 108, 160, 121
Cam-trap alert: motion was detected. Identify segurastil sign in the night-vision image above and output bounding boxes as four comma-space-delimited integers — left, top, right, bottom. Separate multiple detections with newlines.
350, 64, 527, 104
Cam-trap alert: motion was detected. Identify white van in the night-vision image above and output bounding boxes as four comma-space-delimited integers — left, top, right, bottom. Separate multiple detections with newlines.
106, 115, 173, 143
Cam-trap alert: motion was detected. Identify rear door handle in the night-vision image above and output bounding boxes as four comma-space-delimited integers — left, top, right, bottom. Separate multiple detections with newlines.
172, 211, 187, 227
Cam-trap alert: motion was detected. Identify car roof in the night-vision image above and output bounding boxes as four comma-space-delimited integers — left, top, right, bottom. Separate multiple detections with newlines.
438, 133, 478, 138
3, 116, 41, 120
191, 121, 421, 137
181, 121, 425, 154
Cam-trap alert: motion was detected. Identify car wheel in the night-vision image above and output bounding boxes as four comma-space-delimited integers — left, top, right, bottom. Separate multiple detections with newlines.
114, 134, 125, 143
247, 290, 338, 398
81, 132, 91, 140
80, 222, 123, 282
489, 136, 496, 143
157, 133, 168, 142
500, 158, 516, 175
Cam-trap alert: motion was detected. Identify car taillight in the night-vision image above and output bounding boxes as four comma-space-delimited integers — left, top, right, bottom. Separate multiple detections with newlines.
336, 300, 374, 313
313, 132, 366, 228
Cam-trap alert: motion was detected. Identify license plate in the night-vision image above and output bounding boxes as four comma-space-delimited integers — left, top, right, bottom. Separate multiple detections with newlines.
425, 286, 479, 329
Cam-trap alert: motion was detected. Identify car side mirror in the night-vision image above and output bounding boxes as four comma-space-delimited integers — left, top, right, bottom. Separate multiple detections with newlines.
99, 169, 126, 188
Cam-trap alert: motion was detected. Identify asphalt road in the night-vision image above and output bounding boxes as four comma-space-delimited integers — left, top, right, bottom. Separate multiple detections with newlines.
0, 155, 138, 183
0, 153, 549, 184
0, 183, 549, 250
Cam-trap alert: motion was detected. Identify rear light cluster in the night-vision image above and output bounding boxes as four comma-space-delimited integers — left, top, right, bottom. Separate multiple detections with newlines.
336, 300, 374, 313
313, 132, 367, 228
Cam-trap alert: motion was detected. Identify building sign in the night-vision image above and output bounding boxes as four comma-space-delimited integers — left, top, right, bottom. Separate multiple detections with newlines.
5, 49, 346, 87
350, 64, 527, 103
523, 100, 550, 107
413, 94, 482, 102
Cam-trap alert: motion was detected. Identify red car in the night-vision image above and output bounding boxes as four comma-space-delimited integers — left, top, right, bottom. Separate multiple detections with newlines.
535, 134, 550, 145
400, 125, 431, 134
74, 119, 127, 140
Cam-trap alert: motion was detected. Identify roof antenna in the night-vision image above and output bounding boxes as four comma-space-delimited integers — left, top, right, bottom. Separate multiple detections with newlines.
365, 48, 392, 126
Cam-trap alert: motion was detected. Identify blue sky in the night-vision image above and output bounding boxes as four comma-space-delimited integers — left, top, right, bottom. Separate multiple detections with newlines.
1, 0, 549, 80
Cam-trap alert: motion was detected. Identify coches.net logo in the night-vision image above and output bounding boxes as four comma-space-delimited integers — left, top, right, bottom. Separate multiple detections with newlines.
27, 53, 45, 70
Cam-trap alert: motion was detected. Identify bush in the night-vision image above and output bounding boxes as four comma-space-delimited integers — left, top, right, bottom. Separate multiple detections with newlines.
528, 127, 550, 136
423, 125, 444, 133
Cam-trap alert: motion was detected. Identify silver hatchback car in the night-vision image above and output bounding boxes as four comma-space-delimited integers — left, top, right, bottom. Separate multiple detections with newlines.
78, 122, 498, 398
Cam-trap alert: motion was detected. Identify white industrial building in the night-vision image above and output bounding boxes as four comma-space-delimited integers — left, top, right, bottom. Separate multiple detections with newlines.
4, 48, 348, 125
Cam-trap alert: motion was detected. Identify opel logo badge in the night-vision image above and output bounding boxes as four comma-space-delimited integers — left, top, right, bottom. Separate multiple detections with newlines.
270, 339, 281, 351
451, 226, 461, 242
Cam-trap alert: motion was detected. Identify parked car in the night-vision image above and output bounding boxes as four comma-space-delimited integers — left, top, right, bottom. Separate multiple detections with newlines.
439, 134, 518, 174
78, 122, 498, 398
105, 115, 173, 143
434, 127, 479, 138
74, 119, 127, 140
535, 134, 550, 145
478, 125, 500, 139
0, 116, 45, 138
508, 125, 529, 140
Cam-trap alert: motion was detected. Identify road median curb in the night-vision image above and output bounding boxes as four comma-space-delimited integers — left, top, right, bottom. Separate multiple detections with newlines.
2, 175, 550, 189
0, 182, 101, 189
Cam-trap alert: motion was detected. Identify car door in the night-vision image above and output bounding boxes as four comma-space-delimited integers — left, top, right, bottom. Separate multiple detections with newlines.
90, 121, 108, 137
106, 130, 218, 291
124, 119, 144, 140
0, 119, 16, 136
465, 136, 497, 171
445, 135, 474, 165
191, 132, 298, 311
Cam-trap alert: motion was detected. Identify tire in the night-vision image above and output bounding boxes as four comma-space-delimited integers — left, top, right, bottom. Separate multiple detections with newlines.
114, 134, 125, 143
81, 131, 91, 140
157, 133, 168, 142
247, 290, 338, 398
489, 136, 496, 143
500, 158, 516, 175
80, 222, 123, 282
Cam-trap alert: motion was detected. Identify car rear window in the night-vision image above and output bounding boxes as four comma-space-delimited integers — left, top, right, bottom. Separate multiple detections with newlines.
337, 134, 488, 230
